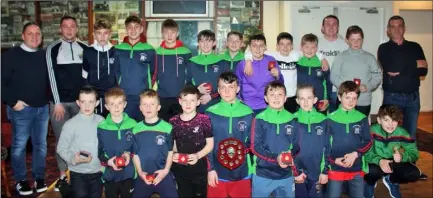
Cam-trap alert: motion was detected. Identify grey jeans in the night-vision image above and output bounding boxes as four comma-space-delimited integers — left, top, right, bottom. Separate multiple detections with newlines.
50, 102, 80, 172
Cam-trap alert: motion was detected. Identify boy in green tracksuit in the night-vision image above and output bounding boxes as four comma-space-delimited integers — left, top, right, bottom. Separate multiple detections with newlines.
364, 105, 421, 198
220, 31, 244, 71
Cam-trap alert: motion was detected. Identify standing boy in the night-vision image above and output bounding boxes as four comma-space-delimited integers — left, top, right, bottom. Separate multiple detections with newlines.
83, 19, 117, 117
294, 84, 330, 198
297, 33, 333, 115
131, 89, 178, 198
250, 81, 301, 198
114, 15, 156, 121
155, 19, 192, 121
206, 72, 254, 197
170, 86, 214, 197
220, 31, 244, 71
236, 34, 284, 115
186, 30, 229, 113
364, 105, 421, 198
97, 87, 137, 198
56, 85, 105, 198
326, 81, 372, 198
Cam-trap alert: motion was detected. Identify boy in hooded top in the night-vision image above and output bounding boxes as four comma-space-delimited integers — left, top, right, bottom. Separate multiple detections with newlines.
364, 105, 421, 198
186, 30, 229, 113
326, 81, 372, 198
155, 19, 192, 122
293, 84, 330, 198
114, 15, 156, 122
205, 72, 254, 197
83, 19, 117, 117
250, 81, 301, 198
220, 31, 245, 71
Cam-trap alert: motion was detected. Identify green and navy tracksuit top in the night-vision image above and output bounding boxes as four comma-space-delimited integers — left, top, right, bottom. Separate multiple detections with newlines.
297, 55, 332, 103
251, 107, 302, 180
365, 124, 419, 165
327, 106, 372, 179
132, 119, 173, 174
220, 50, 244, 71
294, 108, 330, 180
155, 40, 192, 98
114, 36, 156, 101
97, 113, 137, 182
205, 99, 254, 181
186, 53, 229, 112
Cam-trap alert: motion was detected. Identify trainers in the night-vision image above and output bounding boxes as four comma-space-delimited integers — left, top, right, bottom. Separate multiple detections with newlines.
16, 180, 33, 195
382, 175, 402, 198
364, 182, 377, 198
54, 176, 68, 192
34, 179, 48, 193
420, 173, 428, 180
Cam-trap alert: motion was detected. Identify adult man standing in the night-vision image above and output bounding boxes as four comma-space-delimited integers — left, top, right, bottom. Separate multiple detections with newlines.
1, 22, 49, 195
318, 15, 348, 112
46, 16, 88, 190
378, 15, 428, 180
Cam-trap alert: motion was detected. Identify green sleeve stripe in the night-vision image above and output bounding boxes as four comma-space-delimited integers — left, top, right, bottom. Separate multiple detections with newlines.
147, 64, 151, 89
323, 80, 328, 100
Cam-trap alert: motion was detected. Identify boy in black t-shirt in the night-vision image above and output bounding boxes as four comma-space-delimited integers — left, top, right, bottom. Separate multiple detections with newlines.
169, 85, 214, 198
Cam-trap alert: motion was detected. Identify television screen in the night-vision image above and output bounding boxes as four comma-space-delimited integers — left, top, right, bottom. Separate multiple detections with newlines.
152, 1, 206, 14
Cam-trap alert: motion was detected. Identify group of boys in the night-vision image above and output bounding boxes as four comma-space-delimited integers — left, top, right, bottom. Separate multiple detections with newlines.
49, 14, 422, 198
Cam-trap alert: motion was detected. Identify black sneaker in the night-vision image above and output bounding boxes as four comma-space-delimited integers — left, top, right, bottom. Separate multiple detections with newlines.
55, 177, 68, 192
420, 173, 428, 180
16, 180, 33, 195
34, 179, 47, 193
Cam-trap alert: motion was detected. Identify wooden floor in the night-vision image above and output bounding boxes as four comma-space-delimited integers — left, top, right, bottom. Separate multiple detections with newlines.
418, 111, 433, 133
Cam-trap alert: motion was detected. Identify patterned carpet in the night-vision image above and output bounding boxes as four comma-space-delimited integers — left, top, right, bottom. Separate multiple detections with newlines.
1, 129, 432, 197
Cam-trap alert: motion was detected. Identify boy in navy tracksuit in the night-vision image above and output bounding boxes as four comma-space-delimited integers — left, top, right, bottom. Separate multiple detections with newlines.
205, 72, 254, 197
131, 89, 178, 198
97, 87, 137, 198
326, 81, 373, 198
293, 84, 330, 198
251, 81, 301, 198
83, 20, 117, 117
155, 19, 192, 121
114, 16, 156, 122
186, 30, 229, 113
297, 34, 332, 115
220, 31, 244, 71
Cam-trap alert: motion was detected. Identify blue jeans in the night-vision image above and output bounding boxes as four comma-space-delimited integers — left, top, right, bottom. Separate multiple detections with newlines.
6, 105, 49, 181
295, 179, 324, 198
383, 91, 420, 139
329, 92, 339, 113
252, 175, 295, 198
70, 171, 102, 198
328, 175, 364, 198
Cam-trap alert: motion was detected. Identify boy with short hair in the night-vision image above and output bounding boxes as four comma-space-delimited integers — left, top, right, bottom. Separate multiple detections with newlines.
97, 87, 137, 198
131, 89, 178, 198
293, 84, 330, 198
297, 33, 332, 115
114, 15, 156, 121
364, 105, 421, 198
56, 85, 105, 198
250, 81, 301, 197
205, 71, 254, 198
170, 85, 214, 197
326, 81, 373, 198
236, 34, 284, 115
186, 30, 229, 113
220, 31, 244, 71
155, 19, 192, 121
83, 19, 117, 117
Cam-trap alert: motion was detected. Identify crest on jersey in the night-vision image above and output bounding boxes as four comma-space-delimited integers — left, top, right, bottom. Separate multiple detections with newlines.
285, 125, 293, 135
125, 131, 133, 141
178, 57, 184, 65
212, 65, 219, 73
155, 135, 165, 145
315, 126, 323, 136
109, 58, 115, 64
193, 126, 200, 133
316, 69, 323, 77
353, 125, 362, 134
78, 53, 83, 60
238, 121, 247, 132
140, 53, 147, 62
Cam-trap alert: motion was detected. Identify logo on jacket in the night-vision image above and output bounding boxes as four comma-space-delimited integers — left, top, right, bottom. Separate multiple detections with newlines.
78, 53, 83, 60
155, 135, 165, 145
109, 58, 115, 64
193, 126, 200, 133
315, 126, 323, 136
212, 65, 219, 73
125, 131, 133, 141
238, 121, 247, 132
285, 125, 293, 135
316, 69, 323, 77
353, 125, 362, 134
140, 53, 147, 62
177, 57, 184, 65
